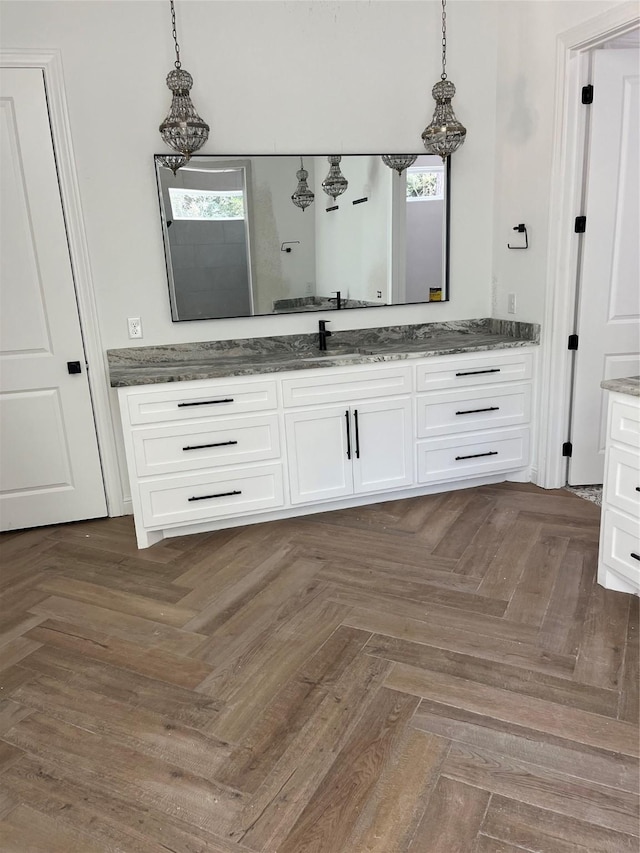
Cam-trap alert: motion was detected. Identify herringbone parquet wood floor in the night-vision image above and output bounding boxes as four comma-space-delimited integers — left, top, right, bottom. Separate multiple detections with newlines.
0, 482, 638, 852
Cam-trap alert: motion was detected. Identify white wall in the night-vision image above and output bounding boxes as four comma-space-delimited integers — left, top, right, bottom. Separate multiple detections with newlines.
0, 0, 497, 349
491, 0, 617, 324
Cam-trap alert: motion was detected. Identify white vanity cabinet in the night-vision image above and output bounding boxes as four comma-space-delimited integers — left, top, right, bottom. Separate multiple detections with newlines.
285, 398, 414, 504
415, 350, 533, 485
117, 349, 536, 548
598, 391, 640, 595
283, 365, 414, 504
118, 376, 284, 548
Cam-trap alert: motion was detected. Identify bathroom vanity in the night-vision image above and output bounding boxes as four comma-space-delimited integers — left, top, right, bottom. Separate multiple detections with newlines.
108, 319, 539, 548
598, 376, 640, 596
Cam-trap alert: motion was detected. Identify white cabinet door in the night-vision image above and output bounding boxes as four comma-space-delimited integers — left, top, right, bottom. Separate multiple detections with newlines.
352, 398, 414, 494
285, 407, 353, 504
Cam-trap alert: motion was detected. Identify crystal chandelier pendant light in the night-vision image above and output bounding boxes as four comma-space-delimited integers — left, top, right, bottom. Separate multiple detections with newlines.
381, 154, 418, 175
291, 157, 315, 211
321, 155, 349, 200
157, 153, 189, 175
421, 0, 466, 160
159, 1, 209, 169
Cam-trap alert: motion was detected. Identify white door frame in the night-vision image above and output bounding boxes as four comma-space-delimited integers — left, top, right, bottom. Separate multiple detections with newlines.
1, 49, 124, 516
537, 2, 640, 490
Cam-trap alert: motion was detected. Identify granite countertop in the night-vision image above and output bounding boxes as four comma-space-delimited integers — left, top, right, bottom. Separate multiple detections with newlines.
601, 376, 640, 397
107, 318, 540, 388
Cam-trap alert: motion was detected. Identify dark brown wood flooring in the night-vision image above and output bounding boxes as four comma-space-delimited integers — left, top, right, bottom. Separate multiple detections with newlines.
0, 482, 638, 852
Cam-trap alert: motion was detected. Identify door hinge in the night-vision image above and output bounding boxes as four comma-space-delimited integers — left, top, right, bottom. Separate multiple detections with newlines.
574, 215, 587, 233
568, 334, 579, 351
562, 441, 573, 458
581, 84, 594, 105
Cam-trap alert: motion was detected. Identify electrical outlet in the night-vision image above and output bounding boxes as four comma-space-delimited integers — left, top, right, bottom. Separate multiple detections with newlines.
128, 317, 142, 339
508, 293, 517, 315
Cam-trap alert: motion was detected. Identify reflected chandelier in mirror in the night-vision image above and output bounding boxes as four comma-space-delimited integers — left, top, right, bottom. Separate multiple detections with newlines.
155, 154, 450, 321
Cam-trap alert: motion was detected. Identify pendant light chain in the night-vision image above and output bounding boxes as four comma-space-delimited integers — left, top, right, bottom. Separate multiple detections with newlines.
441, 0, 447, 80
170, 0, 181, 69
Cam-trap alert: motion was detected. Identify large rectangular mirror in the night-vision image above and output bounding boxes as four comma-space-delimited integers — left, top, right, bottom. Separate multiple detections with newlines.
155, 154, 450, 321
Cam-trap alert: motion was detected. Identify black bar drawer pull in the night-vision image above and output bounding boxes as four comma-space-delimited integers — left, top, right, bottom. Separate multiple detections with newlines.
188, 490, 241, 502
631, 553, 640, 562
183, 440, 238, 451
455, 368, 501, 377
455, 451, 499, 461
455, 406, 500, 416
345, 410, 352, 460
354, 409, 360, 459
178, 398, 234, 407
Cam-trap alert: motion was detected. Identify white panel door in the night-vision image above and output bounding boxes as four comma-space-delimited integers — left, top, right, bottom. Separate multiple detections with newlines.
352, 398, 414, 493
285, 407, 353, 504
0, 68, 106, 530
569, 49, 640, 485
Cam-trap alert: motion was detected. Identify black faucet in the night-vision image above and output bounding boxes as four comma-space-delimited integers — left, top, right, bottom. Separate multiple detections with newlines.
318, 320, 332, 351
332, 290, 342, 310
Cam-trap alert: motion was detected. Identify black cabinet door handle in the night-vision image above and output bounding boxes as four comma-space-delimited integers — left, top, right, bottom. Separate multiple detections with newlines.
178, 398, 234, 407
455, 368, 501, 377
354, 410, 360, 459
635, 487, 640, 492
631, 553, 640, 562
345, 410, 351, 460
455, 451, 499, 461
183, 440, 238, 451
188, 490, 241, 502
455, 406, 500, 416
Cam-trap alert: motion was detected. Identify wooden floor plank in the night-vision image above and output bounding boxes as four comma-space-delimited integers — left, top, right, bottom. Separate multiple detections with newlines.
482, 794, 639, 852
385, 662, 639, 757
346, 729, 449, 853
28, 595, 206, 655
619, 595, 639, 724
4, 756, 250, 853
443, 742, 639, 835
412, 699, 639, 794
25, 619, 213, 689
3, 712, 243, 838
236, 653, 391, 850
36, 576, 197, 627
366, 634, 619, 717
0, 803, 114, 853
347, 610, 575, 678
277, 687, 419, 853
409, 776, 491, 852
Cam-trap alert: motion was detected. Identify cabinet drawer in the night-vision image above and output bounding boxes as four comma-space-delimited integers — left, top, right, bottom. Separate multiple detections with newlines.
600, 507, 640, 587
417, 427, 530, 484
124, 380, 278, 425
131, 414, 281, 477
611, 398, 640, 450
604, 445, 640, 519
139, 464, 284, 528
417, 384, 531, 438
416, 352, 532, 392
282, 366, 412, 408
